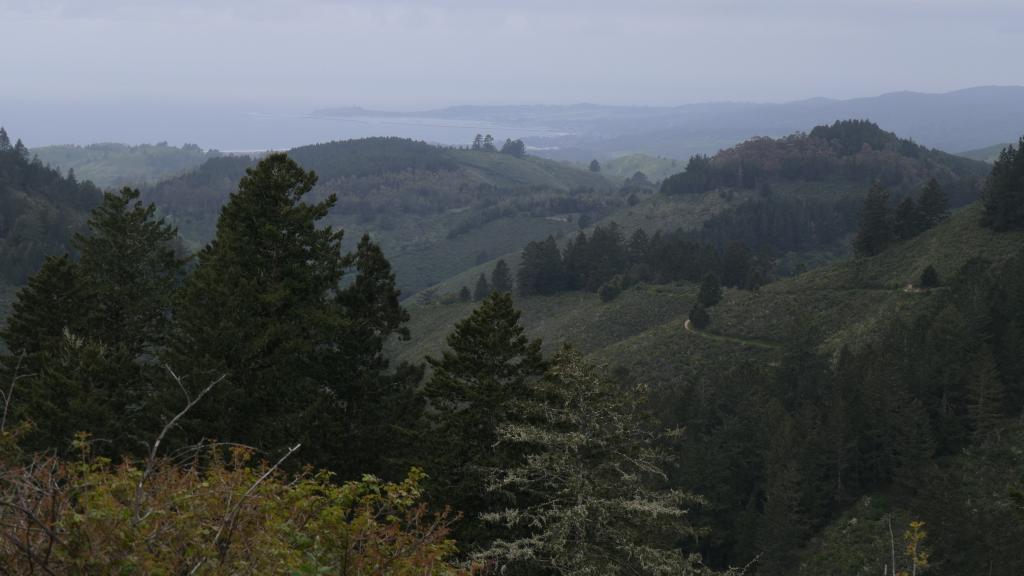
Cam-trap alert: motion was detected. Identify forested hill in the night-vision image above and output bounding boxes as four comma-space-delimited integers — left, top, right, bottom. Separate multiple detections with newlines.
0, 128, 101, 308
144, 137, 614, 295
660, 119, 988, 203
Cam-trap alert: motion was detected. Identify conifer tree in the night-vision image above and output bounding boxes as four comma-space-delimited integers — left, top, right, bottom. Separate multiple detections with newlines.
589, 158, 601, 172
698, 272, 723, 307
73, 187, 184, 356
919, 265, 940, 288
967, 350, 1005, 443
894, 196, 925, 240
490, 258, 513, 293
478, 347, 715, 576
422, 292, 546, 551
0, 127, 10, 151
170, 153, 407, 467
0, 256, 134, 452
1, 256, 90, 368
982, 138, 1024, 231
517, 236, 565, 296
854, 183, 894, 257
917, 178, 949, 228
459, 286, 471, 301
689, 302, 710, 330
473, 273, 490, 301
722, 241, 751, 288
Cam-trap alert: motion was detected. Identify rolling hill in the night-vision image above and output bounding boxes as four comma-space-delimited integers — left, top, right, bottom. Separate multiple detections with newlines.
318, 86, 1024, 162
30, 142, 220, 188
143, 137, 615, 296
958, 142, 1012, 163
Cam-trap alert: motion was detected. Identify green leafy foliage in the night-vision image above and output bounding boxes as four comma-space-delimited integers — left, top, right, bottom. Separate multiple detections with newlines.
0, 445, 466, 575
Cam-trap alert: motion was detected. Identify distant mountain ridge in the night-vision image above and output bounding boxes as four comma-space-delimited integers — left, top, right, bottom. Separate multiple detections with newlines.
315, 86, 1024, 161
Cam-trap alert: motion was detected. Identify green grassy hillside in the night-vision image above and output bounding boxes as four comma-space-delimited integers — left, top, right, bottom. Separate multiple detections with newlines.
394, 202, 1024, 387
600, 153, 685, 182
958, 142, 1011, 163
31, 142, 219, 188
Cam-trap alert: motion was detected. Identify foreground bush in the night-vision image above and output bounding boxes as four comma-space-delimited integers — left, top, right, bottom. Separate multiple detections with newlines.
0, 437, 467, 575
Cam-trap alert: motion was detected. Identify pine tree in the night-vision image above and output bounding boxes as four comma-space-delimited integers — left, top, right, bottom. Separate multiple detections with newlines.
0, 127, 11, 151
73, 187, 184, 356
1, 256, 90, 367
854, 183, 894, 257
491, 258, 513, 293
478, 347, 714, 575
482, 134, 496, 152
698, 272, 723, 307
422, 292, 546, 551
589, 158, 601, 172
473, 273, 490, 301
894, 196, 925, 240
982, 138, 1024, 231
0, 256, 136, 453
517, 236, 565, 296
722, 241, 751, 288
689, 302, 710, 330
169, 153, 406, 466
967, 350, 1005, 443
917, 178, 949, 228
331, 233, 413, 476
459, 286, 471, 301
920, 265, 940, 288
472, 134, 483, 150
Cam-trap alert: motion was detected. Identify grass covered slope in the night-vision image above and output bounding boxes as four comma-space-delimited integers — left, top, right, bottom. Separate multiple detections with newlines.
31, 142, 219, 188
958, 142, 1011, 163
396, 201, 1023, 391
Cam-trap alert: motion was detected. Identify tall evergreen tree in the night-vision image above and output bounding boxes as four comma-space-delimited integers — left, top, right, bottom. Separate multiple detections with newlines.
894, 196, 925, 240
0, 256, 132, 452
698, 272, 723, 307
982, 138, 1024, 231
853, 183, 893, 257
491, 258, 513, 293
170, 153, 407, 469
1, 256, 90, 368
967, 350, 1005, 443
518, 236, 565, 296
722, 241, 751, 288
422, 292, 546, 551
73, 187, 184, 356
589, 158, 601, 172
478, 348, 715, 576
473, 273, 491, 301
917, 178, 949, 228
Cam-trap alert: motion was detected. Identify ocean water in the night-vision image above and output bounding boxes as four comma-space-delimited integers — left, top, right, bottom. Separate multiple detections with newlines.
0, 101, 555, 151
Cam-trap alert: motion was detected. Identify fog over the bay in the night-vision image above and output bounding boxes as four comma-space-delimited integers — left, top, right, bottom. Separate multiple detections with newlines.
2, 0, 1022, 148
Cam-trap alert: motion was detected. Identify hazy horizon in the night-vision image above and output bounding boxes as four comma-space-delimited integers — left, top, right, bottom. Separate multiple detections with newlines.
3, 0, 1024, 149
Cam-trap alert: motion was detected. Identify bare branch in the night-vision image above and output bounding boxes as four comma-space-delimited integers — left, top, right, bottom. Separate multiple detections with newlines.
206, 443, 302, 567
1, 353, 32, 434
133, 369, 224, 523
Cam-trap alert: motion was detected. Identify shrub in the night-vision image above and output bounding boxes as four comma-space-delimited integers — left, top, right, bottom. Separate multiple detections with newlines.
598, 275, 624, 302
689, 303, 710, 330
0, 440, 467, 575
920, 265, 940, 288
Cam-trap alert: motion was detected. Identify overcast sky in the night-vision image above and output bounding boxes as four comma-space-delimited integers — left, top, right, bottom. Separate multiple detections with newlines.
2, 0, 1022, 109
